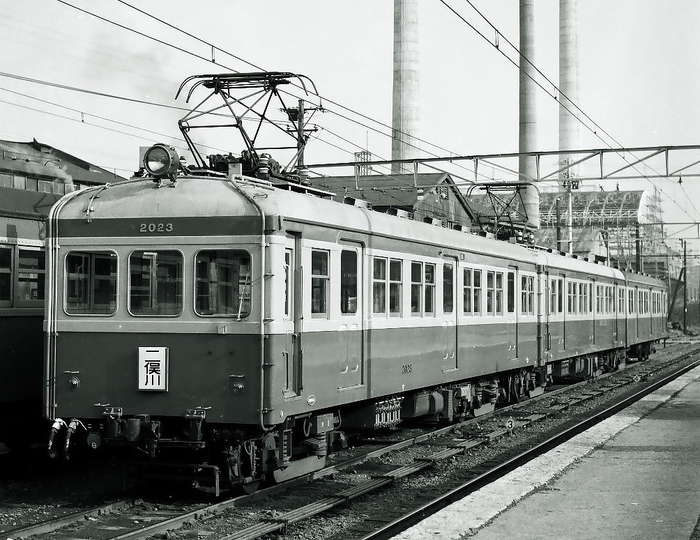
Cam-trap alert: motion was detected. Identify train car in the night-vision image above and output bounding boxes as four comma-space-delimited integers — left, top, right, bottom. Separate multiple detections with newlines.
0, 186, 60, 448
42, 142, 667, 490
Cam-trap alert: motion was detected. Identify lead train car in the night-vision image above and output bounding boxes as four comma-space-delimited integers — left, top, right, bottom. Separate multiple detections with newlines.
43, 168, 667, 488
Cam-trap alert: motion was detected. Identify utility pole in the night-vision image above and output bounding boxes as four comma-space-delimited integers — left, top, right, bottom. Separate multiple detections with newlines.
683, 240, 688, 335
285, 99, 319, 184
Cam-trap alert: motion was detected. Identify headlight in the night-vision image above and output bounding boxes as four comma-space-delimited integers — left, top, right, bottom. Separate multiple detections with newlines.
143, 144, 179, 177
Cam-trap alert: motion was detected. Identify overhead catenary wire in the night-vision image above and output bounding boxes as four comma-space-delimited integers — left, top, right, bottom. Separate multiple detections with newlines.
4, 0, 697, 229
438, 0, 700, 223
56, 0, 484, 179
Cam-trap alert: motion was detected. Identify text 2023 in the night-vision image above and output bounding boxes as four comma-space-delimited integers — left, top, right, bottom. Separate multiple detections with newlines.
139, 222, 174, 233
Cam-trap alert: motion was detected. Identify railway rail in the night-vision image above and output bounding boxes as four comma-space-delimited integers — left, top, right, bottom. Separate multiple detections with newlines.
2, 343, 696, 540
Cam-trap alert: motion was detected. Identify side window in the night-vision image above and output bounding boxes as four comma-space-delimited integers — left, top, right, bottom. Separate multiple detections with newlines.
618, 287, 625, 314
473, 269, 482, 314
284, 249, 292, 319
486, 270, 495, 315
16, 249, 45, 305
557, 278, 564, 313
521, 275, 534, 315
373, 257, 387, 315
129, 250, 183, 316
495, 272, 503, 315
0, 246, 11, 307
507, 271, 515, 313
629, 289, 634, 314
549, 277, 557, 315
340, 249, 357, 315
195, 249, 251, 318
411, 262, 422, 315
65, 251, 117, 315
424, 263, 435, 315
463, 268, 473, 315
567, 281, 573, 314
389, 259, 402, 316
311, 250, 329, 317
443, 263, 454, 314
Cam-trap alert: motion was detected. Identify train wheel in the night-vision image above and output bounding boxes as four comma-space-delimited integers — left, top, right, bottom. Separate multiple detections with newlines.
224, 442, 260, 494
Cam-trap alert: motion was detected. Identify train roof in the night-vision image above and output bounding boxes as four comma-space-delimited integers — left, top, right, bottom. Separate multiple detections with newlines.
51, 174, 664, 287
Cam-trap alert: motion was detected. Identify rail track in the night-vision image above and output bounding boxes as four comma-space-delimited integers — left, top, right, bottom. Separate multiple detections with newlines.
2, 343, 697, 540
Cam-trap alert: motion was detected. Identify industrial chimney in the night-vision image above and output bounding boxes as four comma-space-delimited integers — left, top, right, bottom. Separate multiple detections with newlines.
519, 0, 540, 229
391, 0, 420, 174
559, 0, 581, 168
559, 0, 580, 253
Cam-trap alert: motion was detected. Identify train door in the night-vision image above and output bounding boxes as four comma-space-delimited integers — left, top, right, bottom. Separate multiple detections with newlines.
441, 257, 458, 372
283, 234, 302, 396
338, 242, 363, 389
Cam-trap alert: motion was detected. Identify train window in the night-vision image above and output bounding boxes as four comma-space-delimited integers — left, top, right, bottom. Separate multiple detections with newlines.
340, 250, 357, 315
195, 250, 251, 318
474, 270, 482, 314
463, 269, 473, 315
65, 251, 117, 315
618, 288, 625, 314
443, 263, 454, 314
507, 272, 515, 313
495, 272, 503, 315
311, 250, 329, 317
0, 246, 10, 305
644, 291, 650, 314
567, 282, 573, 314
389, 259, 402, 316
628, 289, 634, 314
16, 249, 45, 305
588, 282, 593, 313
284, 249, 292, 319
425, 263, 435, 315
486, 271, 494, 314
521, 275, 534, 315
557, 279, 563, 313
129, 250, 182, 316
549, 278, 556, 315
373, 257, 387, 314
411, 262, 422, 315
578, 283, 584, 314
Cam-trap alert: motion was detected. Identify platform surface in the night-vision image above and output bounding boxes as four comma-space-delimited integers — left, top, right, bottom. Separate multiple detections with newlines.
394, 366, 700, 540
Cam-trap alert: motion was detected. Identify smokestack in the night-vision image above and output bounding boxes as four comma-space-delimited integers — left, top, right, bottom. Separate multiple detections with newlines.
519, 0, 539, 229
391, 0, 420, 174
559, 0, 580, 253
559, 0, 580, 171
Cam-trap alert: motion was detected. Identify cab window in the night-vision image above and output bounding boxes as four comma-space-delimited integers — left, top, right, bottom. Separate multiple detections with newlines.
65, 251, 117, 314
129, 250, 183, 316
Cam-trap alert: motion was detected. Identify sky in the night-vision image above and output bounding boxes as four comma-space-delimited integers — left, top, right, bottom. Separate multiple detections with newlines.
2, 0, 700, 245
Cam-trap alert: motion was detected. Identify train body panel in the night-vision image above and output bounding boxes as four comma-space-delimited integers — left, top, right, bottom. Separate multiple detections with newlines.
51, 332, 262, 423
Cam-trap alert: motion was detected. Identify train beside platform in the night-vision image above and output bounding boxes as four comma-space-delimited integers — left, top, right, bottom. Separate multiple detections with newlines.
42, 142, 667, 491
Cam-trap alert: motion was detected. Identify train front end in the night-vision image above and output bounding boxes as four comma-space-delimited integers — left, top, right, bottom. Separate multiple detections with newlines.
43, 162, 267, 479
